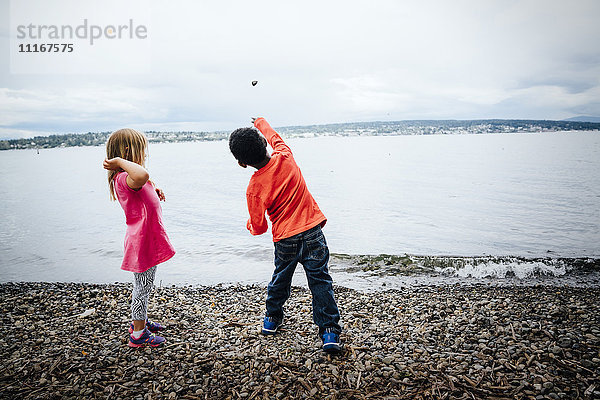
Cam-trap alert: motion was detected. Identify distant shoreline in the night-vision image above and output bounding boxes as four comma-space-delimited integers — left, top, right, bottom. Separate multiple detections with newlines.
2, 119, 600, 150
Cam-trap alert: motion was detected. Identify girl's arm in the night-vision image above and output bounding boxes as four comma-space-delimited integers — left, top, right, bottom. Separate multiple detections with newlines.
148, 180, 166, 201
103, 157, 149, 190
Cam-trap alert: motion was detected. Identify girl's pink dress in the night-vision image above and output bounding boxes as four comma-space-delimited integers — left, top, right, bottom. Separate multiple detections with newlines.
114, 171, 175, 273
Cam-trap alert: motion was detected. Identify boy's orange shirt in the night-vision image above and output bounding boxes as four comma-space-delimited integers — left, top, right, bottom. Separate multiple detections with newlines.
246, 118, 326, 242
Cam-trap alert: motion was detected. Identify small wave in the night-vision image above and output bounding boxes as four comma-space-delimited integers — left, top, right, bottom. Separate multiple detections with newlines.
436, 260, 566, 279
331, 253, 600, 280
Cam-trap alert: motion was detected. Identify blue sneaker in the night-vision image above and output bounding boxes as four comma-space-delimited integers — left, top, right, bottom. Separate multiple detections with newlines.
261, 316, 282, 335
321, 328, 341, 353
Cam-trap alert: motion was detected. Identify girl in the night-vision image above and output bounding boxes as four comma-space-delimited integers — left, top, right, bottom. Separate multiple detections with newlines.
104, 128, 175, 348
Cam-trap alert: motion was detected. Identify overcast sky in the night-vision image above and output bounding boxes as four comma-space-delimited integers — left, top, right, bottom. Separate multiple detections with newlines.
1, 0, 599, 139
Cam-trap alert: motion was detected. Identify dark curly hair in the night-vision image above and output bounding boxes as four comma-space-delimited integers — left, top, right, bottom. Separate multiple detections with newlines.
229, 127, 267, 165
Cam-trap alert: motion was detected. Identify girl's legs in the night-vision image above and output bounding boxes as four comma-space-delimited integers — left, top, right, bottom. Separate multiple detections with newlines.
131, 265, 157, 332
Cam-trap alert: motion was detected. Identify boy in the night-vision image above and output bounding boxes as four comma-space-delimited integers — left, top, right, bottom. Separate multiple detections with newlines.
229, 117, 342, 353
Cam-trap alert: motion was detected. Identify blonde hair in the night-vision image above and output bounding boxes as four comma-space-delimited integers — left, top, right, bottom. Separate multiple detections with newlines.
106, 128, 148, 200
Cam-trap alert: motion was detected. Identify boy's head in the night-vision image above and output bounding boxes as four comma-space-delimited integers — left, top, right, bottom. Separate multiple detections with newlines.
229, 127, 268, 167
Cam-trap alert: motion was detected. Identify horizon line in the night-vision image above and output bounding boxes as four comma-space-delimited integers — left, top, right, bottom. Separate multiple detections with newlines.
2, 116, 600, 141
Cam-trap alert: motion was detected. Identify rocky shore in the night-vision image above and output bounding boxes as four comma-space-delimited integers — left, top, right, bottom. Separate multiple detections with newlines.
1, 282, 599, 399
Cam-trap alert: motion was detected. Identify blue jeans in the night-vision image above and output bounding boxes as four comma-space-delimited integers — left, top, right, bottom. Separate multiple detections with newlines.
266, 225, 341, 335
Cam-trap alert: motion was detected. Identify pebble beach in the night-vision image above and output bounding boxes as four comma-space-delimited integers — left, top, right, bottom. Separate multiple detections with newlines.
1, 282, 599, 399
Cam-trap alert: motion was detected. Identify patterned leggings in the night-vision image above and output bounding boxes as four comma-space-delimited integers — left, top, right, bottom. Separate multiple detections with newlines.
131, 265, 156, 321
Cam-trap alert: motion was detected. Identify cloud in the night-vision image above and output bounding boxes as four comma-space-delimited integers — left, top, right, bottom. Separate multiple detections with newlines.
1, 0, 600, 139
0, 86, 166, 133
512, 84, 600, 113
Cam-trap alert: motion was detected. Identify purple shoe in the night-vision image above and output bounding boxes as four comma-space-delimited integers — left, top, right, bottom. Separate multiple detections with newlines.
128, 320, 166, 334
128, 328, 165, 348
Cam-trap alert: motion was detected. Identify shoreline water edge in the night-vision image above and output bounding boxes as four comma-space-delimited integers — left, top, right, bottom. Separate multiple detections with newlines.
2, 255, 599, 290
329, 255, 600, 290
1, 282, 599, 399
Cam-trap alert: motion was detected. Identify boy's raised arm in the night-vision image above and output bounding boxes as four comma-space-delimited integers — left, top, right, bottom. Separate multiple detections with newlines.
253, 117, 291, 155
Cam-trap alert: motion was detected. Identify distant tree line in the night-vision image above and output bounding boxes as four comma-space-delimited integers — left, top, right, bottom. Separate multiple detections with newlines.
0, 132, 111, 150
1, 120, 599, 151
0, 130, 221, 150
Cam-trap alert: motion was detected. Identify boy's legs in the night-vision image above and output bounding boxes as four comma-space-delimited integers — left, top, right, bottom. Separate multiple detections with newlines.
300, 226, 341, 335
265, 239, 300, 322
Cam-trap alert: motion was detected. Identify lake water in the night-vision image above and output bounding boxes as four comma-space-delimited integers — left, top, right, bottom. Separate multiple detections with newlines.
1, 131, 599, 288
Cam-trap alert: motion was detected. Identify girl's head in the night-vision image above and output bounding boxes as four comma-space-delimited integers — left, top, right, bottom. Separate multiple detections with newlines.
106, 128, 148, 200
